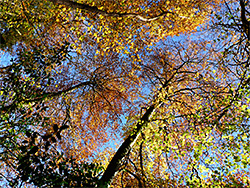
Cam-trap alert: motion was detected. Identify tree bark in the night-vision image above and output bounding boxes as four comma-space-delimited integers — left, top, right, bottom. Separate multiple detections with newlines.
240, 0, 250, 40
99, 104, 157, 186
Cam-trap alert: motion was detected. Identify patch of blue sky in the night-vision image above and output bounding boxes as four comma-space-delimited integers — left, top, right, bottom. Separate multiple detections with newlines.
0, 51, 13, 68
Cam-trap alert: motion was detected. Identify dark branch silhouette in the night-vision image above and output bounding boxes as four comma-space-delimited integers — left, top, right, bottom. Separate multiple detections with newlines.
49, 0, 174, 22
240, 0, 250, 39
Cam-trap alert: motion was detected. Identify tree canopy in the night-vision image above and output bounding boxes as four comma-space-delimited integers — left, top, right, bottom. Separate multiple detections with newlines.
0, 0, 250, 187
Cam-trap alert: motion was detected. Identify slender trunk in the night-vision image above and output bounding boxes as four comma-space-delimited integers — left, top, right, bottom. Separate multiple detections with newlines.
239, 0, 250, 40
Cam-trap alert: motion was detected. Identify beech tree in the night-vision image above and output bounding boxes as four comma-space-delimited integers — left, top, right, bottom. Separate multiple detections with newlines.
0, 0, 250, 187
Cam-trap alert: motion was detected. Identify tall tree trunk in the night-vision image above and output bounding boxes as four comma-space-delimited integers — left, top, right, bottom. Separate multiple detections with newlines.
99, 104, 157, 186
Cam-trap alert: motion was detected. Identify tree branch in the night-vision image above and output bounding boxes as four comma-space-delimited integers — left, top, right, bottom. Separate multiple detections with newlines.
49, 0, 173, 22
0, 80, 93, 112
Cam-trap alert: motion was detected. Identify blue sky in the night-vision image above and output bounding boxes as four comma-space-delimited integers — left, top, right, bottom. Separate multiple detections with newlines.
0, 51, 12, 67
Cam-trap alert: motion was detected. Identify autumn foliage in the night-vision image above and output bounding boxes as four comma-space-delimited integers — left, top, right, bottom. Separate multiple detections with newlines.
0, 0, 250, 187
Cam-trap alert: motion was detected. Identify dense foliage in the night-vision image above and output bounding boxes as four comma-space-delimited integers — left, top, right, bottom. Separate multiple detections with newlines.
0, 0, 250, 187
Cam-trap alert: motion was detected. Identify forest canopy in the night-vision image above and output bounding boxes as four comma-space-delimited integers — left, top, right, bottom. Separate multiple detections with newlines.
0, 0, 250, 187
